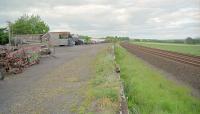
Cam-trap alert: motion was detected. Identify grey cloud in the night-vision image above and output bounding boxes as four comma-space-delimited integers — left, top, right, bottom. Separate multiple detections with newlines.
0, 0, 200, 39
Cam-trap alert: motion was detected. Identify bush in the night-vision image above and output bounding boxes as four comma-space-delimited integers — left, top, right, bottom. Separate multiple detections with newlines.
0, 27, 8, 45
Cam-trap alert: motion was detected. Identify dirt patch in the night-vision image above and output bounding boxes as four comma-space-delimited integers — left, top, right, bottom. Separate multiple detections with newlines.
121, 43, 200, 97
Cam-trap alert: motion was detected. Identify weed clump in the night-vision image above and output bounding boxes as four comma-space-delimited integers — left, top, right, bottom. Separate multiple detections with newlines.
77, 45, 121, 114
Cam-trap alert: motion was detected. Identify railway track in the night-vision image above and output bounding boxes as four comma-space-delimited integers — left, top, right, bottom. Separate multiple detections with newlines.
121, 42, 200, 68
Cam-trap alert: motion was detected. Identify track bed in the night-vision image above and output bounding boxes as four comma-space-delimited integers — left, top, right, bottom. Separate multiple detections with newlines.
121, 42, 200, 95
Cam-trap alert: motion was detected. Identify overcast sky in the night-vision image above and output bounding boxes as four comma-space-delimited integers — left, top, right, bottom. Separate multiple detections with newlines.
0, 0, 200, 39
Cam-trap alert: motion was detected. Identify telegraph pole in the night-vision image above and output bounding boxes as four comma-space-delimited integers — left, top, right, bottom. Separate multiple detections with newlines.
7, 21, 11, 46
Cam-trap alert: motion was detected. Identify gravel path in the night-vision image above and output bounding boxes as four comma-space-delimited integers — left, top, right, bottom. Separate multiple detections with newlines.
0, 44, 108, 114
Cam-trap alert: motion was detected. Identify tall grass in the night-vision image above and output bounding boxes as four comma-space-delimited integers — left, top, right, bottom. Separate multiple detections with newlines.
115, 45, 200, 114
77, 45, 121, 114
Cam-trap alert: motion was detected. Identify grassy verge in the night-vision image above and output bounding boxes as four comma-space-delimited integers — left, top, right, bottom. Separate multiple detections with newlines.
132, 42, 200, 56
76, 45, 121, 114
115, 44, 200, 114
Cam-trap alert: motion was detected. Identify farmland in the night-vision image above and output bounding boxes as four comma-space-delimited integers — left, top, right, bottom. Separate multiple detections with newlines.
132, 42, 200, 56
115, 44, 200, 114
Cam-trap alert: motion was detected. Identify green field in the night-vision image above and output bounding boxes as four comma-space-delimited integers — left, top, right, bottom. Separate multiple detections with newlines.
132, 42, 200, 56
115, 45, 200, 114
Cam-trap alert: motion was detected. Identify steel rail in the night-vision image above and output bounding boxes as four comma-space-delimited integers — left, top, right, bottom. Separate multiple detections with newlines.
121, 43, 200, 68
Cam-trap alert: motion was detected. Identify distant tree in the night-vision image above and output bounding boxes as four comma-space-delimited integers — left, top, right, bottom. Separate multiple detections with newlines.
0, 27, 8, 45
119, 37, 130, 41
80, 35, 91, 44
192, 37, 200, 44
11, 14, 49, 34
85, 37, 91, 44
105, 36, 115, 42
134, 39, 141, 42
185, 37, 194, 44
105, 36, 129, 43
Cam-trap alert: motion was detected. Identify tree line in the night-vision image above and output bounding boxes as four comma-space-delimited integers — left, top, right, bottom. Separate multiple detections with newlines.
0, 14, 49, 45
105, 36, 130, 43
79, 35, 92, 44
